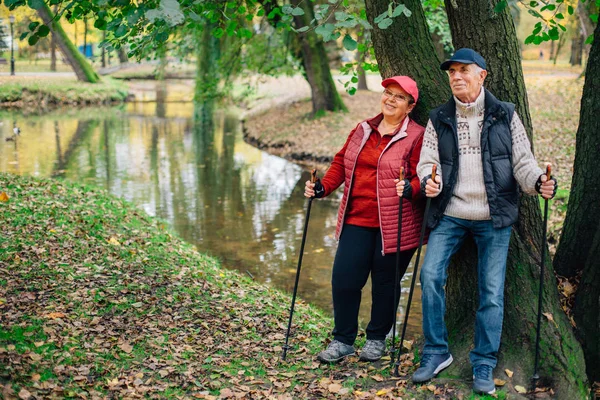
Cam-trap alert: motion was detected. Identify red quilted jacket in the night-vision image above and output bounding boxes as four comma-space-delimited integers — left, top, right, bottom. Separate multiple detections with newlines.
321, 114, 427, 254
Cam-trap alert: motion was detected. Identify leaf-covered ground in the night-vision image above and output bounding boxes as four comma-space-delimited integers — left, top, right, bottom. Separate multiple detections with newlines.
0, 173, 519, 399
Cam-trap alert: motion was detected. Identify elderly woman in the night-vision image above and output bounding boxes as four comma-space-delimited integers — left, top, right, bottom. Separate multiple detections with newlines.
305, 76, 427, 363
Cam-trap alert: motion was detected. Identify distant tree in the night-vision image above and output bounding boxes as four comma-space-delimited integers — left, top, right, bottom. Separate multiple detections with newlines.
0, 19, 9, 56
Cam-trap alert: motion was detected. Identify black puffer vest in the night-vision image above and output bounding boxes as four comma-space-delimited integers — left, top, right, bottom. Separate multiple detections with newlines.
427, 89, 518, 229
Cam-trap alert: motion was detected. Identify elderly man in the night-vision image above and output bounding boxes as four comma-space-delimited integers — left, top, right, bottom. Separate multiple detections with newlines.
413, 48, 557, 394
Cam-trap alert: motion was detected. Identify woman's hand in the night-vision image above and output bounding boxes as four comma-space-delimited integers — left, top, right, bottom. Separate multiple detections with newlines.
304, 179, 325, 198
394, 178, 412, 199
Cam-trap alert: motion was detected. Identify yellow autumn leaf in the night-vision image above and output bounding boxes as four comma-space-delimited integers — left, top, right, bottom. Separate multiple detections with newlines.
0, 192, 9, 202
376, 389, 388, 396
505, 368, 513, 377
45, 312, 66, 319
427, 384, 436, 392
494, 378, 506, 386
515, 385, 527, 393
108, 237, 120, 246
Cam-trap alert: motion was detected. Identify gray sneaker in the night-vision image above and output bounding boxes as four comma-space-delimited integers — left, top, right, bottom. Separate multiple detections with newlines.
412, 353, 453, 383
359, 340, 386, 362
473, 364, 496, 394
317, 340, 355, 363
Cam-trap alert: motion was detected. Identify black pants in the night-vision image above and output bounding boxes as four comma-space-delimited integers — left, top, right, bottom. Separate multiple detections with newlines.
332, 224, 416, 345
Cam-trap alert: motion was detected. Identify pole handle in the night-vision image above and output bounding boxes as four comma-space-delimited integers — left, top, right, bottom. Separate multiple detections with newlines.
431, 165, 437, 182
311, 169, 318, 184
399, 166, 404, 181
545, 164, 552, 180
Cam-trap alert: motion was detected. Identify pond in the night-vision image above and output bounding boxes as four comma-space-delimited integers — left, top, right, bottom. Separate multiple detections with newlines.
0, 87, 422, 339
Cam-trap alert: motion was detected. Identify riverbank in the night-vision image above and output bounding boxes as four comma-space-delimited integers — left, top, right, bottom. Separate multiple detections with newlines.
0, 76, 130, 109
0, 173, 516, 399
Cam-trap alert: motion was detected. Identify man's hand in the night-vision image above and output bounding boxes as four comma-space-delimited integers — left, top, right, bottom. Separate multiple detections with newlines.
536, 174, 557, 200
424, 175, 442, 198
394, 178, 412, 199
304, 179, 325, 198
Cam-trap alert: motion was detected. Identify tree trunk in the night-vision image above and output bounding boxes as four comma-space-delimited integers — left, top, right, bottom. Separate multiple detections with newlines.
50, 31, 57, 71
554, 20, 600, 383
365, 0, 450, 126
118, 48, 128, 64
356, 34, 368, 91
83, 18, 88, 58
195, 21, 220, 106
290, 0, 347, 115
441, 1, 587, 396
101, 31, 106, 68
36, 2, 99, 83
570, 18, 584, 66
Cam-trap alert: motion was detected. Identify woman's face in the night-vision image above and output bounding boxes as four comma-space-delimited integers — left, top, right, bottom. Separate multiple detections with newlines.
380, 83, 415, 122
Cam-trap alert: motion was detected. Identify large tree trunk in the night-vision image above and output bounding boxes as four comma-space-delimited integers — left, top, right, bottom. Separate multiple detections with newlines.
554, 20, 600, 382
441, 1, 588, 397
365, 0, 449, 126
36, 2, 99, 83
194, 21, 220, 113
290, 0, 347, 115
570, 18, 584, 66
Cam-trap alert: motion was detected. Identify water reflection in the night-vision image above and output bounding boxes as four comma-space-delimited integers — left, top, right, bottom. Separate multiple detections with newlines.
0, 95, 422, 336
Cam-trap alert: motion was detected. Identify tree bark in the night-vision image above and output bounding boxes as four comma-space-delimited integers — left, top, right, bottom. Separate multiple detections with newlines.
36, 2, 99, 83
365, 0, 449, 126
356, 33, 368, 91
570, 18, 583, 66
290, 0, 347, 115
441, 1, 587, 397
555, 20, 600, 383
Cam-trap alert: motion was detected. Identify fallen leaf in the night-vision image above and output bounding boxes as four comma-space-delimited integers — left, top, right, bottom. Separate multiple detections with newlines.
328, 383, 342, 393
119, 342, 133, 353
31, 373, 41, 382
29, 353, 42, 361
108, 237, 120, 246
505, 368, 514, 377
427, 384, 436, 392
0, 192, 9, 202
18, 388, 32, 399
45, 312, 66, 319
494, 378, 506, 386
376, 388, 389, 396
515, 385, 527, 394
372, 374, 384, 382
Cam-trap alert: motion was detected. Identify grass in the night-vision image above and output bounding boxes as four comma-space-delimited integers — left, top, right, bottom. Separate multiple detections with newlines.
2, 173, 515, 399
0, 76, 129, 107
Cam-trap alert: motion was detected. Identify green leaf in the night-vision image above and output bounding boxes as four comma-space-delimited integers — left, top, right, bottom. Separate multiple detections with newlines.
591, 14, 599, 23
315, 23, 335, 40
19, 31, 29, 41
377, 18, 393, 29
94, 19, 107, 30
295, 26, 309, 33
37, 25, 50, 37
392, 4, 406, 17
291, 7, 305, 16
334, 11, 349, 21
567, 5, 574, 15
351, 76, 359, 83
558, 23, 566, 31
555, 13, 564, 19
27, 0, 44, 9
493, 0, 508, 13
548, 27, 559, 40
28, 21, 40, 31
28, 33, 39, 45
348, 87, 357, 95
585, 33, 594, 45
528, 9, 542, 18
212, 27, 224, 38
374, 11, 388, 24
388, 2, 393, 17
342, 34, 357, 51
529, 1, 539, 6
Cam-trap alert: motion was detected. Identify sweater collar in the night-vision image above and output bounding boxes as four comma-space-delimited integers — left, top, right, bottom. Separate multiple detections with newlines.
454, 87, 485, 118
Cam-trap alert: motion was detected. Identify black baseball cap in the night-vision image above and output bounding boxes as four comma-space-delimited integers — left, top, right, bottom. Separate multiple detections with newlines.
440, 48, 487, 70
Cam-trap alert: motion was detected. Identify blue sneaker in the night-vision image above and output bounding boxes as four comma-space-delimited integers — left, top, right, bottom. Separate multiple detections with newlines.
412, 353, 453, 383
473, 364, 496, 394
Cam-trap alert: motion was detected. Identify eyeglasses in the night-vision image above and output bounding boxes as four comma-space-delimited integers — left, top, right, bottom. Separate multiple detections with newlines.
382, 89, 409, 102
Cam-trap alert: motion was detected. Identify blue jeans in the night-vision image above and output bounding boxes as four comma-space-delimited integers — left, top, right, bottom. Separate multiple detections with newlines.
420, 215, 512, 368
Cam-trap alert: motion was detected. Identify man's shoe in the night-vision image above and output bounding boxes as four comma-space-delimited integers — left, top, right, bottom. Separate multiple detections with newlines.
412, 353, 453, 383
473, 364, 496, 394
359, 340, 386, 362
317, 340, 355, 363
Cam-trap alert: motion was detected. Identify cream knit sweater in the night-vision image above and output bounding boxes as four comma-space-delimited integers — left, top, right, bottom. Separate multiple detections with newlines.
417, 88, 543, 220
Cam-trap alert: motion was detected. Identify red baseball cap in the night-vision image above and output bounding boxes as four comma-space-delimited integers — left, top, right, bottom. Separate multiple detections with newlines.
381, 76, 419, 104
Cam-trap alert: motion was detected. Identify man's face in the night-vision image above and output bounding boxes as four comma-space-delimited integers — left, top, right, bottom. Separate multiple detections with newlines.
447, 62, 487, 103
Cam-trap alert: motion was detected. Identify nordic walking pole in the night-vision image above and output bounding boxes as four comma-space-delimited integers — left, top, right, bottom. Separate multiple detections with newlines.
394, 165, 437, 376
390, 167, 405, 362
282, 169, 318, 361
532, 164, 552, 385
